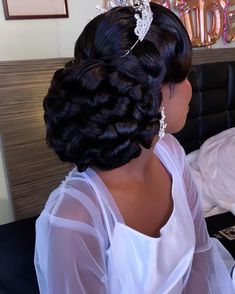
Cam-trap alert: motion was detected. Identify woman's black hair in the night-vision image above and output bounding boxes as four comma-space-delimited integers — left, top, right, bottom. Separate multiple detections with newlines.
43, 3, 192, 172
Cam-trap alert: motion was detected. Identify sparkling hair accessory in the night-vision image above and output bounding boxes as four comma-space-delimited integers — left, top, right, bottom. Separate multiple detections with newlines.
158, 107, 167, 139
96, 0, 153, 56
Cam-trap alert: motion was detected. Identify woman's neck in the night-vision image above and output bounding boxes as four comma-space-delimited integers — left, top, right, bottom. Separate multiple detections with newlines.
94, 137, 159, 187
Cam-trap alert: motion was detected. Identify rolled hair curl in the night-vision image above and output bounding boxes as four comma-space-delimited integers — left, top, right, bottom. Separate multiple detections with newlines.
43, 3, 192, 171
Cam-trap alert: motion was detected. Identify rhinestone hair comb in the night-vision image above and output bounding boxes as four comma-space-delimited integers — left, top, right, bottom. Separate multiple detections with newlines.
96, 0, 153, 56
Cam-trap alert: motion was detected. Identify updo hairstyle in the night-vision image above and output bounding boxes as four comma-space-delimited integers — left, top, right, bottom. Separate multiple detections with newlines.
43, 3, 192, 172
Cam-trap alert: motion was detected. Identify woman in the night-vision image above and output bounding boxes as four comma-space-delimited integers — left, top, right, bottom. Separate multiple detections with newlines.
35, 2, 235, 293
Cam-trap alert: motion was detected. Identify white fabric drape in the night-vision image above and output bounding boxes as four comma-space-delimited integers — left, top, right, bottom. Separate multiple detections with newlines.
188, 127, 235, 216
35, 134, 235, 293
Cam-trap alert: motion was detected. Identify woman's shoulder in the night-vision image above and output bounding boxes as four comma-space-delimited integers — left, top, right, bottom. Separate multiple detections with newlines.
35, 169, 109, 255
155, 134, 185, 155
154, 134, 187, 172
39, 168, 105, 229
163, 133, 182, 147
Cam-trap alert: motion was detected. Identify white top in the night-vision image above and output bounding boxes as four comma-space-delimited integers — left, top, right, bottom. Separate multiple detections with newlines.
34, 134, 235, 293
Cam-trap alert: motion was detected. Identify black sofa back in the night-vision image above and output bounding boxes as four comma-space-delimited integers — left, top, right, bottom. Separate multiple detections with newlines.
0, 216, 39, 294
175, 61, 235, 153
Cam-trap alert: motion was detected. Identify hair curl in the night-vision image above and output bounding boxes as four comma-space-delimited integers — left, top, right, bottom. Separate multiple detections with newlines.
43, 3, 192, 172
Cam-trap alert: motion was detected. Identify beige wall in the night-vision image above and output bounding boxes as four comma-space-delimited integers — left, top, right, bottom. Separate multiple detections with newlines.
0, 136, 14, 224
0, 0, 103, 61
0, 0, 235, 61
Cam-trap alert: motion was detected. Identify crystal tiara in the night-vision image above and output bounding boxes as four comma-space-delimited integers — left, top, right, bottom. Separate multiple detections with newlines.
96, 0, 153, 57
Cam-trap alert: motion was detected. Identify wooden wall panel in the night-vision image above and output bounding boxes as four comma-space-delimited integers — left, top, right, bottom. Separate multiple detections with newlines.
0, 48, 235, 221
192, 47, 235, 64
0, 59, 72, 220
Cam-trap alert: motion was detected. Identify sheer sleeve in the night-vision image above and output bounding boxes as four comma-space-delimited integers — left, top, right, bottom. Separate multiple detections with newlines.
172, 137, 235, 293
34, 182, 109, 294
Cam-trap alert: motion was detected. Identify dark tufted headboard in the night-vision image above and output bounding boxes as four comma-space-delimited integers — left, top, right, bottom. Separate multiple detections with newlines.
174, 61, 235, 154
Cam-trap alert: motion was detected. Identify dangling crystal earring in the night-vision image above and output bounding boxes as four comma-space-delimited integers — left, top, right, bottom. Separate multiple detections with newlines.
158, 107, 167, 139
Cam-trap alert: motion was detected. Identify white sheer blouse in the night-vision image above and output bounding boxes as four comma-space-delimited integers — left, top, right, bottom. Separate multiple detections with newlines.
34, 134, 235, 293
